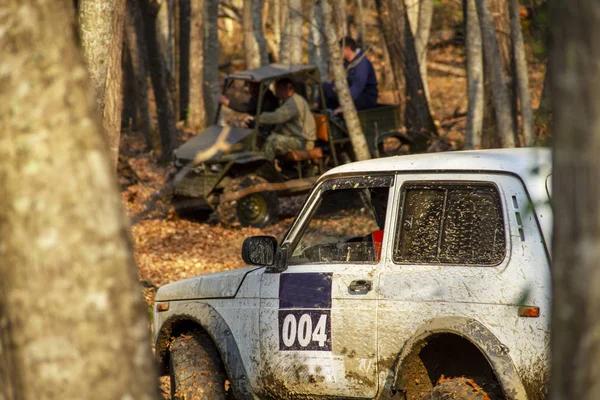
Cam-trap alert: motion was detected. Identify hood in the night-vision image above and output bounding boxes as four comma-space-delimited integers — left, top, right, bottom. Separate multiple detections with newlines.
155, 266, 261, 301
174, 125, 253, 162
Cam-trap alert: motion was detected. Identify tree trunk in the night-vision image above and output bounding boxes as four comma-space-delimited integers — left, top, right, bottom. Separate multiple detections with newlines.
0, 1, 159, 398
402, 10, 437, 141
332, 0, 348, 37
204, 0, 220, 124
187, 0, 206, 130
122, 43, 138, 132
139, 0, 179, 162
272, 0, 282, 58
309, 0, 328, 80
509, 0, 534, 146
377, 0, 437, 147
415, 0, 434, 101
376, 0, 407, 124
173, 0, 181, 120
356, 0, 367, 48
243, 0, 261, 69
549, 1, 600, 399
322, 0, 370, 161
179, 0, 191, 121
125, 0, 154, 150
78, 0, 126, 168
403, 0, 431, 102
476, 0, 516, 147
377, 19, 398, 92
253, 0, 270, 66
464, 0, 484, 149
534, 65, 551, 140
279, 0, 303, 64
156, 0, 172, 73
490, 0, 512, 77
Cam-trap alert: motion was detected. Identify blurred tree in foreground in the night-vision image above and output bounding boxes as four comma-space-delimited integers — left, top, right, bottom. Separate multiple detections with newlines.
550, 0, 600, 399
0, 0, 159, 398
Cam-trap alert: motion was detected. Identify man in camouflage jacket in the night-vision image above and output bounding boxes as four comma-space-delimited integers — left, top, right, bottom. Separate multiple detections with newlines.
246, 78, 316, 160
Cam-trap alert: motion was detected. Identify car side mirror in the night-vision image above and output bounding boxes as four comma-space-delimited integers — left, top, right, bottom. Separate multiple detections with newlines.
242, 236, 278, 266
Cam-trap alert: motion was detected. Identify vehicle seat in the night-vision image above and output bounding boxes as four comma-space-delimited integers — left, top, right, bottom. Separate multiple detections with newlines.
284, 147, 323, 162
313, 113, 329, 142
282, 113, 328, 162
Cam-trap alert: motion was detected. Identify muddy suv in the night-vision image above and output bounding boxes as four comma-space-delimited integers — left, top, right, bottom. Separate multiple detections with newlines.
154, 148, 552, 400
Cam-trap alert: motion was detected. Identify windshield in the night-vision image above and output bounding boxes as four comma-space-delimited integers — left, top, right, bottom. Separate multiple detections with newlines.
290, 176, 393, 264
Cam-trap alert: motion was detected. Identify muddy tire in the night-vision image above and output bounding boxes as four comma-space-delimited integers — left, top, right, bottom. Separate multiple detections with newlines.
420, 377, 503, 400
217, 175, 279, 228
169, 332, 228, 400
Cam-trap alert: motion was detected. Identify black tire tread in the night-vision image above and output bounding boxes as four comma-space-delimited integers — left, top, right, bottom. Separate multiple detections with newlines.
217, 175, 279, 228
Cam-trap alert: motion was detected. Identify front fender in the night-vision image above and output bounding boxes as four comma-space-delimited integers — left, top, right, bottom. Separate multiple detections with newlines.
155, 302, 254, 400
389, 317, 528, 400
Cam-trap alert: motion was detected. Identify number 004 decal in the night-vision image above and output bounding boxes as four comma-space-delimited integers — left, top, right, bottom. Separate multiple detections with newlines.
278, 310, 331, 351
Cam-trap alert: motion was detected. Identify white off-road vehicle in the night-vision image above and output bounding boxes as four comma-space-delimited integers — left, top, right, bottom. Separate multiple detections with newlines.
153, 148, 552, 400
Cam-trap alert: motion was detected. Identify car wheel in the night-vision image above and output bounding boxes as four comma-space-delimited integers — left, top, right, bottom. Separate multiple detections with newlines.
217, 175, 279, 228
170, 331, 228, 400
420, 377, 503, 400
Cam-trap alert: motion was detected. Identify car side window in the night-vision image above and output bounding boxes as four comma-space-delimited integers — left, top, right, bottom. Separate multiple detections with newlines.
290, 176, 392, 264
394, 183, 506, 265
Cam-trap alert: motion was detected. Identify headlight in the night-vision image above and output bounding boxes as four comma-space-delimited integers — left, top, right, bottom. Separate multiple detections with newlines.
209, 163, 224, 173
192, 163, 205, 174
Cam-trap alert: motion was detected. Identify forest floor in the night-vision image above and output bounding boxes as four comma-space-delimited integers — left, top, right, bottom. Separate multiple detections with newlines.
120, 42, 546, 308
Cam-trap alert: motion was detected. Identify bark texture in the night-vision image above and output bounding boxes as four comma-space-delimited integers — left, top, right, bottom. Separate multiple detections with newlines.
243, 0, 261, 69
253, 0, 270, 66
322, 0, 370, 161
464, 0, 484, 149
404, 0, 433, 101
140, 0, 178, 161
309, 0, 328, 80
332, 0, 347, 37
187, 0, 206, 130
534, 66, 551, 140
125, 0, 153, 149
377, 0, 437, 144
476, 0, 516, 147
550, 1, 600, 399
279, 0, 303, 64
376, 0, 406, 123
272, 0, 282, 59
178, 0, 190, 121
509, 0, 534, 145
78, 0, 126, 167
204, 0, 220, 123
356, 0, 367, 47
0, 1, 159, 398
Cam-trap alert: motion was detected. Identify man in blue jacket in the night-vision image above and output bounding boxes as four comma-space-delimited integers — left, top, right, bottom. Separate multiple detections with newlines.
321, 37, 379, 114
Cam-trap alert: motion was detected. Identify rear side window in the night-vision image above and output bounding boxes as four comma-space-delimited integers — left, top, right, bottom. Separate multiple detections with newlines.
394, 183, 506, 265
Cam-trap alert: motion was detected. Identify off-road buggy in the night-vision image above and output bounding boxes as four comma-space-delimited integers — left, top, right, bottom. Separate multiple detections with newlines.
172, 63, 425, 227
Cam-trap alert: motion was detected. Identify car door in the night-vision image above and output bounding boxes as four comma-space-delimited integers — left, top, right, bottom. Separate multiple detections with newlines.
377, 173, 551, 374
257, 175, 395, 398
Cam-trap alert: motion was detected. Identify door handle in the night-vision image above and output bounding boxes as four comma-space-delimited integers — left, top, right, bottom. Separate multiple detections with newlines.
349, 279, 372, 293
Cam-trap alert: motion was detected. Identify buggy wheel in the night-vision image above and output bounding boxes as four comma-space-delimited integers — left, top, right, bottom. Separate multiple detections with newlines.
169, 331, 228, 400
217, 175, 279, 228
420, 376, 504, 400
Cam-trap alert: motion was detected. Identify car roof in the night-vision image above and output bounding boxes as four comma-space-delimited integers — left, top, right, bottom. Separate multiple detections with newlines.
323, 147, 551, 178
226, 63, 318, 82
323, 147, 553, 251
